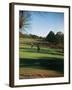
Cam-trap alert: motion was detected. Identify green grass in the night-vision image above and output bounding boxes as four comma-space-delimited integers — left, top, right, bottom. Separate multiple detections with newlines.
19, 38, 64, 79
19, 44, 64, 59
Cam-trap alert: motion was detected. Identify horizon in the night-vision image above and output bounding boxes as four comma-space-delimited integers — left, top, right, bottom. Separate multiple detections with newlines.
20, 31, 64, 38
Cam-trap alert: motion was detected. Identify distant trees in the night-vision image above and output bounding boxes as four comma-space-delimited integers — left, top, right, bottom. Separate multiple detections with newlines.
20, 33, 44, 39
46, 31, 56, 43
45, 31, 64, 45
55, 32, 64, 44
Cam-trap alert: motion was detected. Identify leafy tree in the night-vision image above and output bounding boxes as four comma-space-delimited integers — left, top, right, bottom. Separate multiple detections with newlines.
46, 31, 56, 43
55, 32, 64, 44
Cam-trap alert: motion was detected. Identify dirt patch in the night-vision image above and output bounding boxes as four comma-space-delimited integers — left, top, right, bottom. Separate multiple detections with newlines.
19, 67, 64, 79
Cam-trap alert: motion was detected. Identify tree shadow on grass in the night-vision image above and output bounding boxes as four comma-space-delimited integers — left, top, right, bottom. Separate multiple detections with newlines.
19, 57, 64, 74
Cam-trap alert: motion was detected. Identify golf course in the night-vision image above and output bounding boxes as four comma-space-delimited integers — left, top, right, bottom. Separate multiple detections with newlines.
19, 36, 64, 79
19, 11, 64, 79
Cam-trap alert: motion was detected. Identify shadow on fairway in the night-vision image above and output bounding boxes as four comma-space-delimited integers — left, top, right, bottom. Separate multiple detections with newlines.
19, 57, 64, 74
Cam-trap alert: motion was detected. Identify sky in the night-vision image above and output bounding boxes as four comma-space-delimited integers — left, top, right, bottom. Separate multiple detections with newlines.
20, 11, 64, 37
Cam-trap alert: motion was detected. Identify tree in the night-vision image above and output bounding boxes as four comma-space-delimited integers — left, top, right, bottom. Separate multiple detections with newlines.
19, 11, 31, 33
46, 31, 56, 43
55, 32, 64, 44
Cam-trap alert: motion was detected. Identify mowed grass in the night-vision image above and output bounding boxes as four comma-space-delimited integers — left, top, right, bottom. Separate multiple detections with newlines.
19, 44, 64, 59
19, 38, 64, 79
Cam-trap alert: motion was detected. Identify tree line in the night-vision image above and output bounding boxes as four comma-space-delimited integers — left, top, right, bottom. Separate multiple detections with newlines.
45, 31, 64, 45
20, 31, 64, 44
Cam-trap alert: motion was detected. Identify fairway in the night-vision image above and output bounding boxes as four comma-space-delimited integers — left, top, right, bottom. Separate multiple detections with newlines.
19, 38, 64, 79
20, 44, 63, 59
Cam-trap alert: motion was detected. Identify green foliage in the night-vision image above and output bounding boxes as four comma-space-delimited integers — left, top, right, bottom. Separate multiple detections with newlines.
45, 31, 64, 49
46, 31, 56, 43
55, 32, 64, 44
